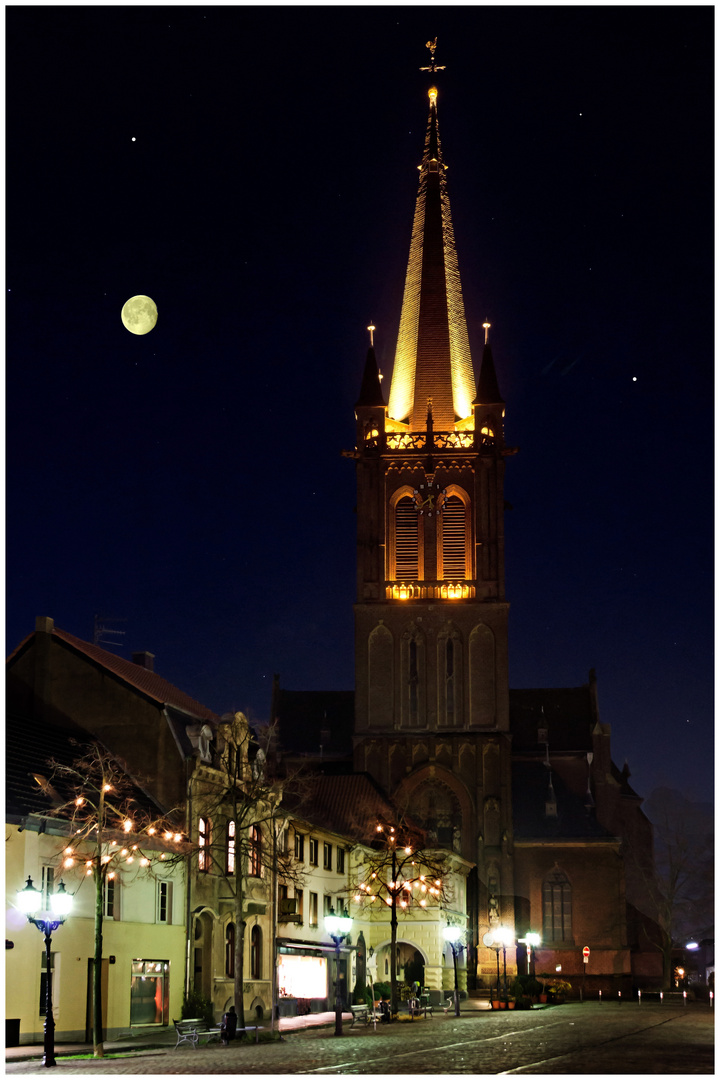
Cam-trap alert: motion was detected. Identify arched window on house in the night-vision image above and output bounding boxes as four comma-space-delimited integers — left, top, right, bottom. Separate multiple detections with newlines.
226, 820, 236, 875
249, 825, 262, 877
543, 869, 573, 942
225, 922, 235, 978
250, 925, 262, 980
198, 816, 211, 872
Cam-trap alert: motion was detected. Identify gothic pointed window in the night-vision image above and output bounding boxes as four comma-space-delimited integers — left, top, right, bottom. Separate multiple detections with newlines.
543, 869, 573, 943
401, 626, 425, 728
438, 627, 462, 727
409, 639, 419, 724
445, 638, 455, 720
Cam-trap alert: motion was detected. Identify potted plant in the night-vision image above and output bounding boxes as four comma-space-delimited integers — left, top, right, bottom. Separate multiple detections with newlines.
537, 972, 552, 1004
545, 977, 572, 1003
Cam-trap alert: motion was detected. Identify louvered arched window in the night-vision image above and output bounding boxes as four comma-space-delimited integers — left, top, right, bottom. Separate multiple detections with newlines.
439, 488, 471, 580
395, 496, 419, 580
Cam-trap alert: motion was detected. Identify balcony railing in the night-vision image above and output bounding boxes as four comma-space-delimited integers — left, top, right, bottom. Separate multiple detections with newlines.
386, 581, 475, 600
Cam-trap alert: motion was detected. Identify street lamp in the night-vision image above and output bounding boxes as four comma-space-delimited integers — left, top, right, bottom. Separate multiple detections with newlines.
494, 926, 515, 1002
17, 877, 73, 1068
442, 926, 463, 1016
325, 908, 353, 1036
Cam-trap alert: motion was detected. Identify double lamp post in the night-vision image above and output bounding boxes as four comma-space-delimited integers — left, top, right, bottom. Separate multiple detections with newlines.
17, 876, 74, 1068
325, 908, 353, 1036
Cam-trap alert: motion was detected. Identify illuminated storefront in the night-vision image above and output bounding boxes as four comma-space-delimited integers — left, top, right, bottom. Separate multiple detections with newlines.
276, 941, 352, 1016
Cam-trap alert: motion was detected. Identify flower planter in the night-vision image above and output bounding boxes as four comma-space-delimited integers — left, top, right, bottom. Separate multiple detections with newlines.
539, 994, 547, 1003
491, 1000, 501, 1010
507, 1001, 516, 1010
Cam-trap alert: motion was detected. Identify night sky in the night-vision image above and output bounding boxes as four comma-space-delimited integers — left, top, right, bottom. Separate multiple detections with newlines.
7, 7, 713, 803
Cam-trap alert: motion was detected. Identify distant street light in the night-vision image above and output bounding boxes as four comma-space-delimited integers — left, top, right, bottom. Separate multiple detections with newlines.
18, 877, 73, 1067
520, 931, 541, 976
495, 926, 515, 1002
325, 909, 353, 1036
442, 926, 463, 1016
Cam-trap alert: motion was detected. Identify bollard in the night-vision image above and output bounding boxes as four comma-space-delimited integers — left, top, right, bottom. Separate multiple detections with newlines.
660, 992, 663, 1004
710, 992, 714, 1009
618, 991, 622, 1003
599, 990, 602, 1002
638, 990, 641, 1005
683, 991, 687, 1006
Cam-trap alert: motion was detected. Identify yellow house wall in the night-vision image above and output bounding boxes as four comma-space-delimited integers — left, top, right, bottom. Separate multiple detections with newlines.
7, 825, 187, 1044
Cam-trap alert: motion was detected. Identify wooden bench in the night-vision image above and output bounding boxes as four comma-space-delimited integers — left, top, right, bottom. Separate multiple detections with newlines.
173, 1018, 222, 1049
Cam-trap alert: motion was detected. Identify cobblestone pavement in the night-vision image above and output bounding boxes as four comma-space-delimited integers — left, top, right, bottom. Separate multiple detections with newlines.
5, 1004, 713, 1075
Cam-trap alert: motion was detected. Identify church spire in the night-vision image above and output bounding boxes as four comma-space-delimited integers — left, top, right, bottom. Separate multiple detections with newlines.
387, 42, 476, 432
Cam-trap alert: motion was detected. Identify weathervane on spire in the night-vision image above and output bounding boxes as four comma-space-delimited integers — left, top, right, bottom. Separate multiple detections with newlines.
420, 38, 446, 75
483, 320, 491, 345
367, 322, 376, 348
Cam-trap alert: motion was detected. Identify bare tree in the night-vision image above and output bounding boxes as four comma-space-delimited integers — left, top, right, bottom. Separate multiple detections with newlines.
190, 713, 306, 1032
641, 790, 714, 988
348, 817, 453, 1017
40, 741, 185, 1058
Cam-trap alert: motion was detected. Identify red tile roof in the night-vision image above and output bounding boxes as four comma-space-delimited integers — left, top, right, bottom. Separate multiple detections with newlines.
8, 626, 219, 723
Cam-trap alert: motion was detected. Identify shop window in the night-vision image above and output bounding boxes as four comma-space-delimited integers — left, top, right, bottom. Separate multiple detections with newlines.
130, 960, 169, 1026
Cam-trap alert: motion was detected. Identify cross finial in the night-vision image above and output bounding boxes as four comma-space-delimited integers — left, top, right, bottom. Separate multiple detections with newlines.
420, 37, 446, 75
483, 320, 491, 345
367, 322, 375, 348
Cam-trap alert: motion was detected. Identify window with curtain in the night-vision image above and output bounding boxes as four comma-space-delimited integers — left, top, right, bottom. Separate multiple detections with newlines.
226, 820, 236, 875
198, 816, 211, 872
249, 825, 262, 877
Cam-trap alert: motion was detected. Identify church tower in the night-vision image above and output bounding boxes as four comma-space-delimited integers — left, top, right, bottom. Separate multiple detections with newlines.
347, 44, 517, 979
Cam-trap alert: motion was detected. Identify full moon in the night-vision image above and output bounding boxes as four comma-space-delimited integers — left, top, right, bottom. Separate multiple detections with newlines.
121, 295, 158, 335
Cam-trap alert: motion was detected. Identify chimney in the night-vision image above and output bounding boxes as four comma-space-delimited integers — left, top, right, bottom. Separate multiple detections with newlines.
35, 616, 54, 634
132, 651, 155, 672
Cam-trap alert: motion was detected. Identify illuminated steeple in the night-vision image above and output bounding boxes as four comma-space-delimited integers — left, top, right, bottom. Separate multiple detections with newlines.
387, 48, 476, 432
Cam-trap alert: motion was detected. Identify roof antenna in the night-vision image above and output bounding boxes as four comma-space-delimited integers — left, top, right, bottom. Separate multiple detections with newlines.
94, 614, 127, 651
